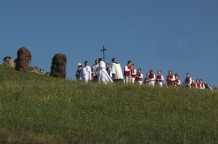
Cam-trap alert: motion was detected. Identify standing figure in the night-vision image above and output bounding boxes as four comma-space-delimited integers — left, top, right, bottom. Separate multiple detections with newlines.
205, 83, 212, 90
184, 73, 192, 88
91, 59, 99, 81
174, 73, 181, 87
123, 60, 132, 84
156, 70, 164, 87
130, 64, 137, 84
75, 63, 82, 80
135, 68, 143, 85
111, 58, 123, 82
143, 72, 150, 85
167, 70, 175, 86
106, 63, 112, 78
148, 69, 156, 86
191, 79, 197, 88
196, 79, 200, 89
97, 58, 113, 84
199, 79, 205, 89
80, 61, 92, 83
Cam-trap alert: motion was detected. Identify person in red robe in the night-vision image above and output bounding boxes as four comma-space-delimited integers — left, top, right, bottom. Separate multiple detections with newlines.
174, 73, 181, 87
184, 73, 192, 88
123, 60, 132, 84
167, 70, 175, 86
156, 70, 164, 87
191, 79, 197, 88
135, 68, 143, 85
148, 69, 156, 86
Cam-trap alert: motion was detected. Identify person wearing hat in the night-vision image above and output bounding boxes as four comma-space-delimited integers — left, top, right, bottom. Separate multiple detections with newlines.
148, 69, 156, 86
111, 58, 123, 82
75, 63, 82, 80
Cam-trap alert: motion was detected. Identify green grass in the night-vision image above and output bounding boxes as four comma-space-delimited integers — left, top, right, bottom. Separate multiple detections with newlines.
0, 65, 218, 143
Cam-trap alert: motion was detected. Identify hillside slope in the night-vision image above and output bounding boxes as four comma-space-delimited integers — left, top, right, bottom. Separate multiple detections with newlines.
0, 65, 218, 143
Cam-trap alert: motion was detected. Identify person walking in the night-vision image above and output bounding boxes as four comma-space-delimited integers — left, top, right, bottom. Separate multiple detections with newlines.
97, 58, 113, 84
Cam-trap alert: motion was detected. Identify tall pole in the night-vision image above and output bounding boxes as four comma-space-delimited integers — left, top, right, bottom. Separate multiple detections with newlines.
101, 46, 107, 61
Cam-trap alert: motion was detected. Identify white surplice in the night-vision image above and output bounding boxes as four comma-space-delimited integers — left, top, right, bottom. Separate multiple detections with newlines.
97, 61, 113, 84
111, 62, 124, 80
81, 65, 92, 83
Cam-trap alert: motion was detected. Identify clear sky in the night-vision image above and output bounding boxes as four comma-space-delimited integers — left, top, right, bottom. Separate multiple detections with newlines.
1, 0, 218, 87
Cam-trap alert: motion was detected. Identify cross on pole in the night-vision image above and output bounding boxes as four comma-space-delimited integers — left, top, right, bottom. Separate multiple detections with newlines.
101, 46, 107, 61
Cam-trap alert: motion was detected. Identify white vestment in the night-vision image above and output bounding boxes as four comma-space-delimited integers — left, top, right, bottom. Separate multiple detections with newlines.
97, 61, 113, 84
81, 65, 92, 83
111, 62, 124, 80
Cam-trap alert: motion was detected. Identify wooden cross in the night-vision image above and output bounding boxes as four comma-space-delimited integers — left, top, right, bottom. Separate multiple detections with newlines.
101, 46, 107, 61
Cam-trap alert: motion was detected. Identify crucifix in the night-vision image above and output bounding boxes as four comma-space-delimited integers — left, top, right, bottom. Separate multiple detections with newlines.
101, 46, 107, 61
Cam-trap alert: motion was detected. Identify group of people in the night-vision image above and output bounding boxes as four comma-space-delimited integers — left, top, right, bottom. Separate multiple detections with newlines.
75, 58, 114, 84
75, 58, 213, 90
143, 69, 212, 90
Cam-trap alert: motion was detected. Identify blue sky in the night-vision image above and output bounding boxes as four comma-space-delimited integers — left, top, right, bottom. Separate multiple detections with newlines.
1, 0, 218, 87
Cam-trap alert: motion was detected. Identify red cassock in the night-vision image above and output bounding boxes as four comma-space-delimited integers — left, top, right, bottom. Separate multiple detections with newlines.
131, 69, 136, 78
136, 72, 142, 81
167, 74, 174, 81
124, 65, 132, 76
191, 82, 197, 88
186, 77, 190, 84
175, 79, 179, 85
156, 74, 162, 82
149, 73, 154, 79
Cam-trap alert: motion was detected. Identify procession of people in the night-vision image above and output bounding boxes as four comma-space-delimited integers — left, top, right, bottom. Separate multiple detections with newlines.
75, 58, 213, 90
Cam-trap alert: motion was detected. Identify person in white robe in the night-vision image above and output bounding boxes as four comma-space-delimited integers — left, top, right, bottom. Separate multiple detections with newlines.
111, 58, 124, 82
80, 61, 92, 83
97, 58, 113, 84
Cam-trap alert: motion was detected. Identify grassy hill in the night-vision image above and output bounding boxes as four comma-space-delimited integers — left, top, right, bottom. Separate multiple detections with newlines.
0, 65, 218, 143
